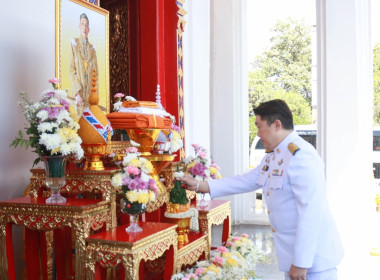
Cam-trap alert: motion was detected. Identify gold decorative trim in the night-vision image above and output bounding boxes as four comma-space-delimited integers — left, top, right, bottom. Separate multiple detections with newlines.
176, 234, 208, 273
85, 226, 178, 279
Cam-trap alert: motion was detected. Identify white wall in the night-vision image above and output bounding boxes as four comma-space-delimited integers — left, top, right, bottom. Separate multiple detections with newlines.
0, 0, 55, 200
0, 1, 55, 277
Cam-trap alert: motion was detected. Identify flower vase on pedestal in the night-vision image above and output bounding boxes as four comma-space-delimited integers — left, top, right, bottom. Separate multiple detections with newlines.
42, 155, 67, 204
121, 199, 147, 233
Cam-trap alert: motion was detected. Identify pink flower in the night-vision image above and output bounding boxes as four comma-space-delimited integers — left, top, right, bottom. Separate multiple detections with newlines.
48, 78, 60, 84
194, 267, 205, 276
232, 236, 241, 241
126, 165, 140, 176
213, 256, 224, 265
226, 241, 235, 247
114, 93, 124, 98
241, 233, 248, 238
126, 147, 138, 153
217, 246, 228, 253
198, 151, 206, 158
184, 273, 197, 280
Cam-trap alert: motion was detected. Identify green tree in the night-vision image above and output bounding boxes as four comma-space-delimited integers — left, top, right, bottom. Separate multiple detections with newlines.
374, 43, 380, 125
248, 18, 313, 150
252, 17, 312, 101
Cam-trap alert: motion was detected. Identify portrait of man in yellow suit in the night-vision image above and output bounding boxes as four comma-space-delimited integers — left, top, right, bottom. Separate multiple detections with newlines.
69, 13, 98, 117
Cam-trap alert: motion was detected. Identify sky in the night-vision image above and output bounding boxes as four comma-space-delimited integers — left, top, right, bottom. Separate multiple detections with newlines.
247, 0, 380, 63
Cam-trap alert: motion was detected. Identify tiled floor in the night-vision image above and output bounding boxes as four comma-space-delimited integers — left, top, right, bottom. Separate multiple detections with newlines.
211, 224, 283, 280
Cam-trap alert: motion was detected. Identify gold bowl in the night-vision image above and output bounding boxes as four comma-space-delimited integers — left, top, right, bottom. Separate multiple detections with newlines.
126, 128, 161, 155
81, 143, 107, 170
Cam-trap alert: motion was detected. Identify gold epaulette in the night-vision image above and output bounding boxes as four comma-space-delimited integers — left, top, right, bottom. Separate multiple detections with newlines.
288, 143, 300, 155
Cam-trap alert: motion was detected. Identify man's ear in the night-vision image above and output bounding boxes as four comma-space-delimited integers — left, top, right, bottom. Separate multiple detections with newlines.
273, 119, 282, 130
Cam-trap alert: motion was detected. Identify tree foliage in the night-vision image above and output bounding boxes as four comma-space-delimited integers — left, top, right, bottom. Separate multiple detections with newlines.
248, 18, 313, 148
374, 43, 380, 125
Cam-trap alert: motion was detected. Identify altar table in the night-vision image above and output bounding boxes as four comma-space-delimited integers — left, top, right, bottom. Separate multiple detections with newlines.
84, 222, 178, 280
0, 197, 111, 280
197, 200, 231, 250
176, 231, 209, 273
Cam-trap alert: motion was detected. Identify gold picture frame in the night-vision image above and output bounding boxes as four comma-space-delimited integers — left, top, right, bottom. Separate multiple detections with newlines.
55, 0, 109, 113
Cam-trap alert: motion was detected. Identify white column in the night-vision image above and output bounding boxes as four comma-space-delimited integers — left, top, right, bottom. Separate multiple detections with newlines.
183, 0, 211, 154
317, 0, 377, 278
209, 0, 250, 222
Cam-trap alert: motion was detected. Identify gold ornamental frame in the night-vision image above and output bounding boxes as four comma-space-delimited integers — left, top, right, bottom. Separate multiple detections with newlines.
55, 0, 110, 112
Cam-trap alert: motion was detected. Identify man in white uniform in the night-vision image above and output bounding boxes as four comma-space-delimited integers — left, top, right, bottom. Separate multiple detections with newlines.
178, 99, 344, 280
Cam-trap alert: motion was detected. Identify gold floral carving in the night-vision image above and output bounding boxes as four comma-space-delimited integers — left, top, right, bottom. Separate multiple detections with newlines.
85, 226, 178, 279
0, 201, 111, 280
146, 191, 169, 213
198, 201, 231, 250
176, 234, 208, 273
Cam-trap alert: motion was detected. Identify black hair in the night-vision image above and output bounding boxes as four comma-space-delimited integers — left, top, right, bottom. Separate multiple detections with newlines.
80, 13, 89, 24
253, 99, 294, 130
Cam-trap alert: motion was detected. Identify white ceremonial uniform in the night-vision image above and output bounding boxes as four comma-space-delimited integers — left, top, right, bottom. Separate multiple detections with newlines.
208, 131, 344, 274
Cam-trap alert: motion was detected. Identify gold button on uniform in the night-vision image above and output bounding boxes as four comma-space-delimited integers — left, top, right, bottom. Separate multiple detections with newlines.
267, 192, 270, 196
267, 210, 270, 214
272, 228, 276, 233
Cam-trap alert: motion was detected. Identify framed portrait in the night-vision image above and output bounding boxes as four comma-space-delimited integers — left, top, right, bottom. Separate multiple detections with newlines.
55, 0, 109, 114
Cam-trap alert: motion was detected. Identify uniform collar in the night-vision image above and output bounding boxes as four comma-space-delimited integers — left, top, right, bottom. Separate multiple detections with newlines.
274, 130, 298, 155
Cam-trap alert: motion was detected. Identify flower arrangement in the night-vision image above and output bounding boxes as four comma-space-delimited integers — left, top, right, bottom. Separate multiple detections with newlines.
111, 145, 159, 214
168, 122, 183, 154
10, 78, 84, 165
184, 144, 222, 181
113, 92, 124, 111
171, 233, 268, 280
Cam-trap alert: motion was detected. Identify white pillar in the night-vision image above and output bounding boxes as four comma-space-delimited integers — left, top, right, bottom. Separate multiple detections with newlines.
183, 0, 211, 154
317, 0, 377, 278
210, 0, 249, 222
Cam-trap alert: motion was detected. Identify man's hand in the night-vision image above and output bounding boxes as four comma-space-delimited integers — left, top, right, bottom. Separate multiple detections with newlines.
289, 265, 307, 280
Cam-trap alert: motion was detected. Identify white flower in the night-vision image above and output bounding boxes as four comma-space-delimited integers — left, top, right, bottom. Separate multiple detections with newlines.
37, 122, 57, 133
56, 109, 71, 124
184, 156, 195, 165
39, 133, 61, 151
113, 101, 122, 111
173, 171, 184, 178
122, 153, 138, 166
125, 96, 136, 101
140, 171, 150, 182
130, 140, 140, 147
36, 110, 49, 122
111, 173, 123, 188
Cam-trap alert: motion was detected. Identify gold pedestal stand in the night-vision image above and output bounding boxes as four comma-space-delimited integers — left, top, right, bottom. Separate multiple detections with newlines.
82, 143, 107, 170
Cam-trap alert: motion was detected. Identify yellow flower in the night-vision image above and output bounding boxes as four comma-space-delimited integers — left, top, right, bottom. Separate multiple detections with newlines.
226, 257, 238, 267
141, 158, 154, 173
129, 158, 141, 168
210, 166, 218, 175
187, 161, 196, 169
207, 264, 219, 274
126, 191, 139, 202
137, 192, 150, 204
148, 191, 156, 201
222, 252, 231, 258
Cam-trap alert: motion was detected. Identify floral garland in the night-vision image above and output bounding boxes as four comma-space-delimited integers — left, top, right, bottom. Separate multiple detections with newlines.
11, 78, 84, 165
171, 233, 268, 280
110, 144, 159, 214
